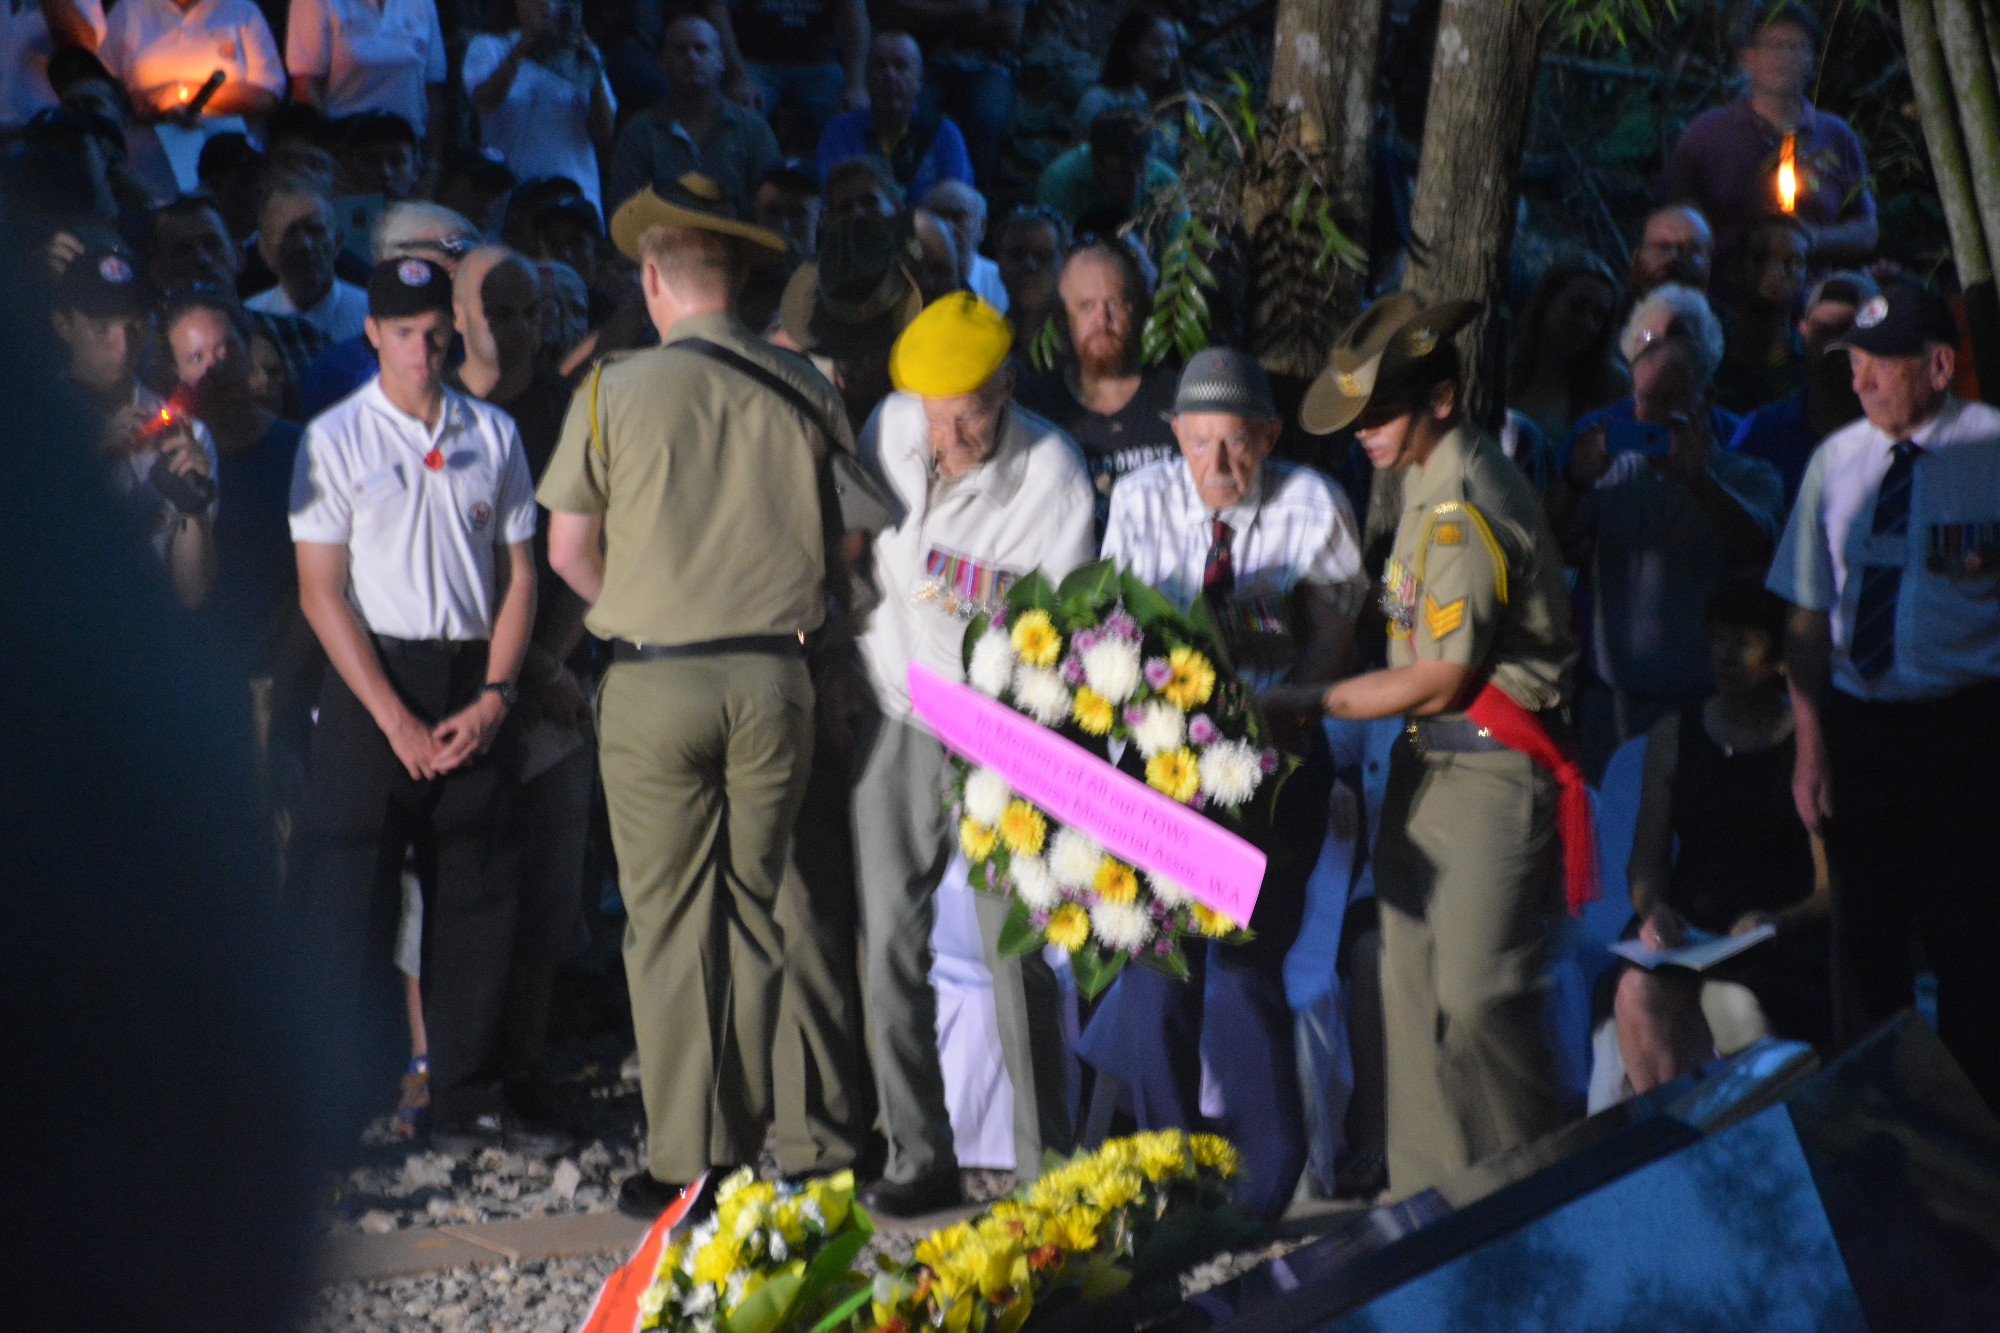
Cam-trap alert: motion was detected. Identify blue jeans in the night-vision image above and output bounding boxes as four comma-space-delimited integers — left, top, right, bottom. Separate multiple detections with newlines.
746, 58, 847, 159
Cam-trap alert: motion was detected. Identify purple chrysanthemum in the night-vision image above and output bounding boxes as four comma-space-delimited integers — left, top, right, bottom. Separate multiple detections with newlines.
1103, 609, 1140, 640
1123, 705, 1147, 727
1030, 910, 1050, 929
1060, 654, 1086, 684
1187, 791, 1206, 810
1144, 658, 1173, 689
1188, 713, 1220, 745
1071, 628, 1100, 654
1260, 749, 1279, 774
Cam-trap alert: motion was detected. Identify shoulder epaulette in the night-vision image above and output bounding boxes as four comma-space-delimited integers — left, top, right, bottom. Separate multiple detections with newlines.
1416, 500, 1508, 605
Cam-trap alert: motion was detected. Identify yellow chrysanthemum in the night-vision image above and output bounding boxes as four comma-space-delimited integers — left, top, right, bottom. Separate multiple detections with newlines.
915, 1221, 976, 1273
1045, 902, 1089, 952
1133, 1132, 1188, 1182
689, 1235, 739, 1288
1071, 686, 1114, 735
1010, 609, 1062, 668
1190, 903, 1236, 937
998, 800, 1046, 856
1161, 645, 1215, 710
1091, 858, 1138, 905
1039, 1205, 1104, 1252
1086, 1168, 1145, 1212
1190, 1133, 1243, 1177
959, 816, 998, 862
1145, 748, 1200, 802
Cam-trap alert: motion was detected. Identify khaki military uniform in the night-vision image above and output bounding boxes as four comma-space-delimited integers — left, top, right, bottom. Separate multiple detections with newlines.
537, 311, 866, 1183
1372, 424, 1578, 1197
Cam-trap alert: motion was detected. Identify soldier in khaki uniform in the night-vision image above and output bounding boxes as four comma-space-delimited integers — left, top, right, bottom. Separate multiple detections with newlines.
540, 175, 858, 1218
1285, 294, 1590, 1197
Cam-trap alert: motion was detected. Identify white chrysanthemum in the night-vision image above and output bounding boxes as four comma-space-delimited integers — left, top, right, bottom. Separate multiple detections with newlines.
1012, 854, 1060, 910
1131, 699, 1187, 758
1090, 899, 1153, 952
963, 767, 1011, 826
1198, 739, 1262, 807
1081, 636, 1143, 703
1049, 826, 1104, 888
968, 628, 1016, 696
1146, 873, 1194, 909
1013, 664, 1072, 726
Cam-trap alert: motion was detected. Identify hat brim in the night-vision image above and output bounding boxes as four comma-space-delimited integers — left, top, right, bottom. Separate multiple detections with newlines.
1300, 297, 1481, 435
1300, 350, 1383, 435
609, 190, 789, 264
780, 262, 923, 361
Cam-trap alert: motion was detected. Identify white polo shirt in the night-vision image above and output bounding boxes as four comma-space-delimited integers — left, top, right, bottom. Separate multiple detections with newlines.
1769, 395, 2000, 702
856, 395, 1097, 721
246, 278, 369, 344
0, 0, 107, 125
290, 377, 536, 641
99, 0, 283, 111
286, 0, 445, 135
1102, 456, 1367, 689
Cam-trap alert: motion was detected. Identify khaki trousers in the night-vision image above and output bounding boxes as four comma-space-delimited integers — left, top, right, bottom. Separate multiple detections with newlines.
597, 654, 813, 1183
1374, 737, 1568, 1197
852, 708, 1072, 1185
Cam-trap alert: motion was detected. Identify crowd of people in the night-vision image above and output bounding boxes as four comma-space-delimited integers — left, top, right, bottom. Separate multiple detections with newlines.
9, 0, 1996, 1231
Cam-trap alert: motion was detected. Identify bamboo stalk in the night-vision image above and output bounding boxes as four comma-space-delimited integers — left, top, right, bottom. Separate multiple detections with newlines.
1901, 0, 1991, 284
1934, 0, 2000, 276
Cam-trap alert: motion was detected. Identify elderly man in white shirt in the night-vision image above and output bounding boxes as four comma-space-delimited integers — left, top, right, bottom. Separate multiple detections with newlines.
1769, 282, 2000, 1112
1085, 347, 1366, 1219
851, 292, 1096, 1217
244, 179, 370, 343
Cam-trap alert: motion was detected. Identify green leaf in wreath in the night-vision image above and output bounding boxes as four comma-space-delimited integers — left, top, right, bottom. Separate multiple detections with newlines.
995, 1290, 1034, 1333
995, 896, 1046, 957
1054, 558, 1119, 606
807, 1286, 875, 1333
1133, 942, 1190, 983
1184, 592, 1236, 677
1005, 569, 1057, 614
721, 1260, 806, 1333
1079, 1253, 1135, 1302
1068, 945, 1129, 1001
961, 609, 993, 673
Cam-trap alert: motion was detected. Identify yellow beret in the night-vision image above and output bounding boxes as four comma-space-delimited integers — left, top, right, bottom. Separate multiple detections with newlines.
889, 292, 1013, 397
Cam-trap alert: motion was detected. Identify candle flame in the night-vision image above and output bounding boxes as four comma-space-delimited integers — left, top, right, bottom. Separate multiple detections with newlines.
178, 84, 190, 102
1777, 133, 1797, 213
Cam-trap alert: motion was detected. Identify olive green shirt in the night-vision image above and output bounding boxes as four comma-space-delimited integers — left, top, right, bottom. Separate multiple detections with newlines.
1382, 424, 1575, 712
536, 311, 852, 648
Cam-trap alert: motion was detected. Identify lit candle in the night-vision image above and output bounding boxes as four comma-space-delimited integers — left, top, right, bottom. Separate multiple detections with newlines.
1777, 132, 1797, 214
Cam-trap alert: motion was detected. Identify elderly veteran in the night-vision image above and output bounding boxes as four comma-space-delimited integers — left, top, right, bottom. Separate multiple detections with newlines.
1078, 348, 1365, 1220
539, 173, 856, 1221
851, 292, 1095, 1216
1278, 293, 1584, 1199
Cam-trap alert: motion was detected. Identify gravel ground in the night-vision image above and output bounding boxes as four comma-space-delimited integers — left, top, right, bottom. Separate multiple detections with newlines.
304, 1254, 626, 1332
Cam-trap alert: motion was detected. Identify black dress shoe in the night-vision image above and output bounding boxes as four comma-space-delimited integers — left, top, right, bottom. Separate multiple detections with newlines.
858, 1172, 964, 1218
618, 1170, 718, 1225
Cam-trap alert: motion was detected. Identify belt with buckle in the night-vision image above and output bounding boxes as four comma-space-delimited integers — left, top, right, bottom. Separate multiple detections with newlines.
612, 634, 804, 663
1404, 715, 1508, 755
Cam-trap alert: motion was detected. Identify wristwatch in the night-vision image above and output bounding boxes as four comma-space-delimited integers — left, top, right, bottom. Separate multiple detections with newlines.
481, 681, 520, 708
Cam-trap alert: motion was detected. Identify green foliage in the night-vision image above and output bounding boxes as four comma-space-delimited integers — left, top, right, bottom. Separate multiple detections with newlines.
1544, 0, 1682, 50
1026, 310, 1064, 375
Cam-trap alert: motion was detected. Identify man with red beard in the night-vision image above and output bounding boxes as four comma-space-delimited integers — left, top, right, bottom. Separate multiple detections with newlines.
1018, 240, 1178, 536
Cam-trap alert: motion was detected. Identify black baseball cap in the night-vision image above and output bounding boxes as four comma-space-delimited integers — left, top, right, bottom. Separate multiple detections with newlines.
1832, 282, 1959, 358
55, 248, 149, 318
367, 256, 452, 318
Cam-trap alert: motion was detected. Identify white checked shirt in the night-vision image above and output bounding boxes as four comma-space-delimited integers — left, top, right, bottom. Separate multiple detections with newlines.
1768, 395, 2000, 702
285, 0, 445, 134
856, 395, 1097, 721
1101, 456, 1367, 688
290, 378, 536, 641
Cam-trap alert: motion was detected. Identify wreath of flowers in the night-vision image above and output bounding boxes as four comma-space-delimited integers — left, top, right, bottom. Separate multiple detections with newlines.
950, 560, 1286, 999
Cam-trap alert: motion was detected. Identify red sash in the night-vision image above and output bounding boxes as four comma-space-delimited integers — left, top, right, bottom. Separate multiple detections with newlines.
1463, 682, 1600, 916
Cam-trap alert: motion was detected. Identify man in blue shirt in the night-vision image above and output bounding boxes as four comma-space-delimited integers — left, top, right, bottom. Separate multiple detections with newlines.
1727, 270, 1874, 506
812, 31, 969, 203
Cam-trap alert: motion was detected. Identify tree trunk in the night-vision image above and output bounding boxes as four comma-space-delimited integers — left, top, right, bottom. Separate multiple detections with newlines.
1255, 0, 1387, 376
1902, 0, 1992, 286
1923, 0, 2000, 398
1399, 0, 1545, 428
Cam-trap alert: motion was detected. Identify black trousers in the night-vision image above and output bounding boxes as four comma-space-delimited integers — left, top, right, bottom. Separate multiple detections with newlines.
1824, 680, 2000, 1111
296, 637, 521, 1129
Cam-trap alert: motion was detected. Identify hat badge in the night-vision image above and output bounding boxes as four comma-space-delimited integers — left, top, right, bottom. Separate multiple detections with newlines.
1404, 326, 1438, 357
677, 172, 724, 202
98, 254, 133, 284
1855, 295, 1889, 329
1334, 368, 1364, 396
397, 259, 430, 287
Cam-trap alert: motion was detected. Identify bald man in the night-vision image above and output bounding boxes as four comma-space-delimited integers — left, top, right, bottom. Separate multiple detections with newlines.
448, 244, 596, 1105
244, 183, 369, 342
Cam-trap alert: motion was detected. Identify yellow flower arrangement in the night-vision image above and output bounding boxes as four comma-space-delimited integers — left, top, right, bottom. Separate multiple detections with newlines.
1145, 747, 1201, 802
1161, 645, 1215, 710
1070, 685, 1114, 735
1190, 903, 1236, 937
1090, 857, 1138, 904
1044, 902, 1089, 952
959, 817, 998, 862
997, 800, 1046, 856
1009, 608, 1062, 667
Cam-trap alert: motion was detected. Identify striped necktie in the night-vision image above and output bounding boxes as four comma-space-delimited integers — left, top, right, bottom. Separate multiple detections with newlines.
1203, 518, 1235, 609
1849, 440, 1919, 682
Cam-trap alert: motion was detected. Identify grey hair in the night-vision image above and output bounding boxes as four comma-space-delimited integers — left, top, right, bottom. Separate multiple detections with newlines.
1620, 282, 1723, 382
372, 201, 480, 262
922, 178, 986, 227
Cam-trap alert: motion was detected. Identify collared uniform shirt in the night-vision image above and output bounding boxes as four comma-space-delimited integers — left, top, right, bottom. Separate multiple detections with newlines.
536, 310, 845, 649
245, 277, 369, 344
1767, 396, 2000, 702
285, 0, 446, 134
1384, 425, 1576, 713
605, 99, 779, 218
0, 0, 107, 125
290, 377, 536, 641
1101, 456, 1367, 691
856, 394, 1096, 720
99, 0, 282, 114
1577, 440, 1784, 700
